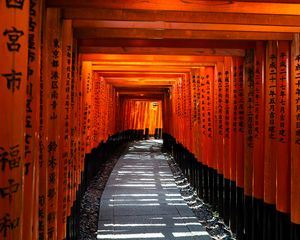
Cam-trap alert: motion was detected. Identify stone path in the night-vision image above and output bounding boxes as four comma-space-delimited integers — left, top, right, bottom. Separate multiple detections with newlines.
97, 140, 211, 240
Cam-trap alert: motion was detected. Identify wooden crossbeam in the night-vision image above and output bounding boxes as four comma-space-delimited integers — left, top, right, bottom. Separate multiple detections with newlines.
73, 20, 300, 33
78, 39, 255, 49
74, 28, 293, 40
64, 8, 300, 27
47, 0, 300, 15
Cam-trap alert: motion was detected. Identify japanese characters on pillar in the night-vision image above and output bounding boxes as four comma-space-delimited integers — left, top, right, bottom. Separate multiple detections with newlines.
182, 75, 188, 146
244, 49, 254, 197
0, 0, 29, 239
276, 41, 291, 215
224, 57, 232, 181
191, 70, 198, 155
236, 58, 245, 188
38, 5, 47, 239
200, 68, 207, 166
291, 33, 300, 226
205, 67, 214, 169
23, 0, 42, 239
44, 8, 62, 240
185, 74, 192, 151
264, 41, 277, 206
252, 42, 265, 201
197, 68, 204, 162
69, 38, 78, 216
215, 62, 224, 175
230, 57, 238, 184
57, 19, 73, 240
92, 73, 101, 146
82, 61, 92, 153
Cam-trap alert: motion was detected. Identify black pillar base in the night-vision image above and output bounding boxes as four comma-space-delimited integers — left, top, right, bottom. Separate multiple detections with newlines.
252, 197, 264, 240
291, 222, 300, 240
263, 203, 276, 240
276, 211, 290, 240
230, 181, 237, 234
224, 178, 231, 226
244, 195, 253, 240
212, 169, 218, 211
203, 165, 209, 203
218, 174, 224, 218
236, 187, 245, 240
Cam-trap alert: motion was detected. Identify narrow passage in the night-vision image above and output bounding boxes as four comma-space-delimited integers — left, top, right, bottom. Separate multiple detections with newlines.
97, 140, 211, 240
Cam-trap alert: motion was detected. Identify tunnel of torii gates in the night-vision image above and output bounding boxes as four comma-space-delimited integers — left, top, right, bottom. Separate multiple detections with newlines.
3, 1, 300, 240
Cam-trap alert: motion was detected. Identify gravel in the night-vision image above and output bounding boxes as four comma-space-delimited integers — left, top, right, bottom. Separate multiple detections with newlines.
166, 153, 236, 240
79, 144, 127, 240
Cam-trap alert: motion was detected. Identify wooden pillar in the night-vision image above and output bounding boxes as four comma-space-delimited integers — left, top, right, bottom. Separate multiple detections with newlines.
23, 0, 43, 240
263, 40, 278, 240
0, 0, 29, 239
243, 48, 255, 240
57, 19, 73, 240
291, 33, 300, 240
82, 61, 92, 153
252, 41, 265, 239
44, 8, 62, 240
275, 40, 291, 240
235, 57, 245, 239
223, 57, 233, 226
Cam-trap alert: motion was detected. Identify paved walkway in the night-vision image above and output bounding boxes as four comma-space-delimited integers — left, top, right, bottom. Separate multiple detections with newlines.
97, 140, 211, 240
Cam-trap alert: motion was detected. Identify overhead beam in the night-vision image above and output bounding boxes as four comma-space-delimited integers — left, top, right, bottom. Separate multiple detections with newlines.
80, 47, 245, 56
78, 39, 255, 49
64, 8, 300, 27
73, 20, 300, 33
116, 87, 167, 92
92, 65, 191, 72
47, 0, 300, 15
96, 72, 184, 78
74, 28, 293, 40
119, 96, 164, 101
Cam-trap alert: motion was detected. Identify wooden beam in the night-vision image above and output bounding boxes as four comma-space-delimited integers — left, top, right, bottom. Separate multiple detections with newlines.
47, 0, 300, 15
92, 65, 191, 72
83, 54, 224, 63
105, 78, 177, 85
73, 20, 300, 33
116, 87, 167, 92
93, 61, 217, 66
98, 72, 184, 78
80, 47, 245, 56
64, 8, 300, 27
78, 39, 255, 49
119, 96, 164, 100
74, 28, 293, 40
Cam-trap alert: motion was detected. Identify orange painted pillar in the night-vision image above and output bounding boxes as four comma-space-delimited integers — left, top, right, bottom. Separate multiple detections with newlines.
263, 40, 278, 240
252, 41, 265, 239
235, 57, 245, 239
275, 40, 291, 240
215, 61, 225, 215
0, 1, 29, 239
204, 66, 214, 207
229, 57, 239, 233
57, 19, 73, 240
191, 70, 198, 156
82, 61, 92, 153
291, 33, 300, 240
44, 8, 63, 240
223, 56, 233, 225
243, 49, 255, 239
69, 38, 79, 217
23, 0, 43, 239
200, 68, 208, 201
91, 73, 99, 146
